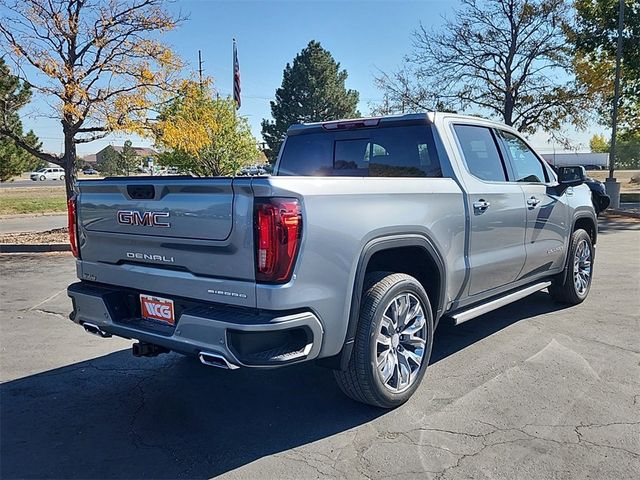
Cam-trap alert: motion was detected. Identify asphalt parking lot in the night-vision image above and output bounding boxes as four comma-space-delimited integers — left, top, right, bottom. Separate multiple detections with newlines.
1, 218, 639, 479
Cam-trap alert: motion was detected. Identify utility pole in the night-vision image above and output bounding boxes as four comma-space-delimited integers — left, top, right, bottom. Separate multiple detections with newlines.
198, 50, 204, 88
605, 0, 625, 209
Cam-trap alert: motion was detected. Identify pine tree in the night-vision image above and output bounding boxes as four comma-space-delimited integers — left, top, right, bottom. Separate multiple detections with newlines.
0, 58, 42, 182
96, 146, 121, 176
261, 41, 360, 162
119, 140, 139, 175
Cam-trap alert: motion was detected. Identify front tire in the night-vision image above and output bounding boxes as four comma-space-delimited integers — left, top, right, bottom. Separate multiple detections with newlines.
549, 229, 593, 304
334, 272, 434, 408
60, 174, 65, 180
39, 175, 46, 181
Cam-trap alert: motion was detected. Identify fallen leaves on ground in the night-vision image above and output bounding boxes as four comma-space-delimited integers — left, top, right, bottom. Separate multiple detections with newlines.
0, 228, 68, 244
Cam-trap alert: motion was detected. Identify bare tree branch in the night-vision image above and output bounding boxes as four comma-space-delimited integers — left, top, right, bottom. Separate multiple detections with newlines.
374, 0, 589, 137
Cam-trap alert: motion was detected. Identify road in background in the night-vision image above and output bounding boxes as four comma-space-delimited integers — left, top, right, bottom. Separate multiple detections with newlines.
0, 214, 67, 234
1, 217, 639, 479
0, 179, 67, 189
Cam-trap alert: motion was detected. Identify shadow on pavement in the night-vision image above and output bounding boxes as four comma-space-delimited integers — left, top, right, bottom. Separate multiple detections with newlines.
598, 214, 640, 234
1, 352, 381, 479
432, 291, 571, 363
1, 292, 569, 479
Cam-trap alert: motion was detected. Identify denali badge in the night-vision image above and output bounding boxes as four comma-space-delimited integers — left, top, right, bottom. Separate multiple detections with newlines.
117, 210, 170, 227
126, 252, 175, 263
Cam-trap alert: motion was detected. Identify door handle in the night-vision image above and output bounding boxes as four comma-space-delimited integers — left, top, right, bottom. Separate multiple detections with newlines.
527, 196, 540, 207
473, 200, 491, 211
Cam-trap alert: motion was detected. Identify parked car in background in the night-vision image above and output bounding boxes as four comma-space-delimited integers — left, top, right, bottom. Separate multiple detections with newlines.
82, 168, 98, 175
584, 176, 611, 214
240, 164, 269, 176
30, 167, 65, 181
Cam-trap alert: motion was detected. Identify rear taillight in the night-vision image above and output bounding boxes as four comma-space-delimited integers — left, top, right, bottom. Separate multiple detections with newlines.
67, 195, 79, 258
254, 198, 302, 283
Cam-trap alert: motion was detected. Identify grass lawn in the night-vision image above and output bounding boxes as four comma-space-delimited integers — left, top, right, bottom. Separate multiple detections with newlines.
0, 187, 67, 215
589, 170, 640, 191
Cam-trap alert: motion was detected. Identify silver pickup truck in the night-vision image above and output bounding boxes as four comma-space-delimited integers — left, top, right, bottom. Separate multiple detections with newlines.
67, 113, 597, 408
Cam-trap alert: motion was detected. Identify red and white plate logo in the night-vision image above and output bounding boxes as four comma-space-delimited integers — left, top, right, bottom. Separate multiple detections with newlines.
140, 294, 175, 325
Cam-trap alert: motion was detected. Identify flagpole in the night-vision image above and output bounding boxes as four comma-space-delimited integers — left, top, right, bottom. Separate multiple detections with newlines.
232, 38, 236, 121
233, 38, 241, 113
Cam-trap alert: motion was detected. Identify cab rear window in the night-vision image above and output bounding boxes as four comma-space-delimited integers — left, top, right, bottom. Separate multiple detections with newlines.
277, 124, 442, 177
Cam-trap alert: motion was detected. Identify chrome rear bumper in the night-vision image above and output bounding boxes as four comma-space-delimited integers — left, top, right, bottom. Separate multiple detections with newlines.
68, 282, 323, 368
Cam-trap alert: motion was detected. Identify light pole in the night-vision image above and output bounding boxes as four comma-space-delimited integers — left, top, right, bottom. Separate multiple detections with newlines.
605, 0, 625, 209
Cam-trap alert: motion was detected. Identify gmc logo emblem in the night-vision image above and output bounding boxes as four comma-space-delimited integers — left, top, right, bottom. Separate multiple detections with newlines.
117, 210, 170, 227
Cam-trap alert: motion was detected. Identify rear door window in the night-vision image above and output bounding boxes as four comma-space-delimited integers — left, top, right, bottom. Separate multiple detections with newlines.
278, 124, 442, 177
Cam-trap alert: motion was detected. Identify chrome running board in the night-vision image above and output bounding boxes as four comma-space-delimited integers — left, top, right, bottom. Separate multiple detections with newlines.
450, 281, 552, 326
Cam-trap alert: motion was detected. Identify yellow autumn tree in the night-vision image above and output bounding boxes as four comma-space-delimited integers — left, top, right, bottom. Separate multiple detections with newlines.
0, 0, 183, 197
154, 80, 260, 176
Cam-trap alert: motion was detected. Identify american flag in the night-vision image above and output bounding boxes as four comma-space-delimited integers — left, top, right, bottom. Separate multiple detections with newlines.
233, 39, 241, 109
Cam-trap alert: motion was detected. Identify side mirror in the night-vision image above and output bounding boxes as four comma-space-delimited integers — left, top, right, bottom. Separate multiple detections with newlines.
552, 166, 586, 195
557, 165, 586, 186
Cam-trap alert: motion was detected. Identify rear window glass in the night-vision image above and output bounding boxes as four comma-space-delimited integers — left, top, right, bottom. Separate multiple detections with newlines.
277, 124, 442, 177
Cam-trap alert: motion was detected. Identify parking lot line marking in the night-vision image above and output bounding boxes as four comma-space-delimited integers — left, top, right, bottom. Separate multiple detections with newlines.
28, 288, 66, 311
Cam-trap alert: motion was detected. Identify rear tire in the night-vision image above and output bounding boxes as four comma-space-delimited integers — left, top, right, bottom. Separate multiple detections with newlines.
334, 272, 434, 408
549, 229, 593, 304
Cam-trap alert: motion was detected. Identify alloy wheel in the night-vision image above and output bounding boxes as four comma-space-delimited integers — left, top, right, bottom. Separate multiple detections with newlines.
375, 292, 428, 392
573, 239, 592, 296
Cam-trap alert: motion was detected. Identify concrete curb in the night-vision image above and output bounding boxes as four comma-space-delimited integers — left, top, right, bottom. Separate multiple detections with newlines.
0, 243, 71, 253
620, 192, 640, 203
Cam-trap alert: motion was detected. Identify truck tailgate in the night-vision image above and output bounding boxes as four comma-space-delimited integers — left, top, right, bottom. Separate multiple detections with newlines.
80, 178, 234, 240
75, 177, 256, 306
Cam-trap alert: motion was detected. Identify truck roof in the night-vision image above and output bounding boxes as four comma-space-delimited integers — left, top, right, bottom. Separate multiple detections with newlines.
286, 112, 511, 135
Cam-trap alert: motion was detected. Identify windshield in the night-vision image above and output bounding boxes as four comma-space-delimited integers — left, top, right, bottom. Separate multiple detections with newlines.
277, 124, 442, 177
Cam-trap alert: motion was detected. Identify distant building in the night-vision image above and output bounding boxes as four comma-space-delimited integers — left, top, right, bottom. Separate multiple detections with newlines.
542, 152, 609, 169
80, 154, 97, 165
95, 145, 157, 165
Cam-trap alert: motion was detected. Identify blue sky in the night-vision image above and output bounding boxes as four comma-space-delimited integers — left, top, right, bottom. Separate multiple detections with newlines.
17, 0, 602, 156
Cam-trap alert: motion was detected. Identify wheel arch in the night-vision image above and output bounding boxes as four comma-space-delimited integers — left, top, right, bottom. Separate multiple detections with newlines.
319, 233, 447, 371
557, 213, 598, 287
573, 214, 597, 245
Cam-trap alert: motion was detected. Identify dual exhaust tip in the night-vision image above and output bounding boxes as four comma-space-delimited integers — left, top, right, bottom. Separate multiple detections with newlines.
83, 322, 111, 338
199, 351, 240, 370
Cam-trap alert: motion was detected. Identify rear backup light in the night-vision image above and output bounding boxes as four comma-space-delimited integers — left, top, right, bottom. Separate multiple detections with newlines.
67, 195, 79, 258
254, 198, 302, 283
